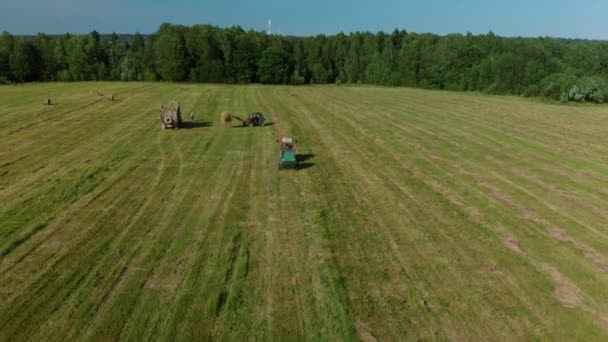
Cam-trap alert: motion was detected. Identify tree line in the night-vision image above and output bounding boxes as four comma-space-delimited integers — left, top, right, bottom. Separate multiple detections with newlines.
2, 23, 608, 103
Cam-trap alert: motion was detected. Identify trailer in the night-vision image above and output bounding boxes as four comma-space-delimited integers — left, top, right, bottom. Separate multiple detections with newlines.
278, 137, 297, 170
160, 102, 182, 129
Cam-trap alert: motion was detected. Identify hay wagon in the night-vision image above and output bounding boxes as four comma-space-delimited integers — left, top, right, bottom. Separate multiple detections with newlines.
278, 137, 297, 170
160, 102, 182, 129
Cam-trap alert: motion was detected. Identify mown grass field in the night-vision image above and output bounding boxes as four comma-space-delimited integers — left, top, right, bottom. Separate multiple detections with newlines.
1, 82, 607, 340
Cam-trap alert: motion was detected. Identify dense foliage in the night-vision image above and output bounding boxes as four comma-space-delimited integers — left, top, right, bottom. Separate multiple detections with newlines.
2, 23, 608, 102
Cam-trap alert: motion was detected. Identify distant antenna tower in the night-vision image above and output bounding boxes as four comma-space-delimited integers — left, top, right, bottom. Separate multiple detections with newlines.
268, 19, 272, 35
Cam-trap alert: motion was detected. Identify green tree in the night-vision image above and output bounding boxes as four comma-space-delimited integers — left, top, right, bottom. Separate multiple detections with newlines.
10, 39, 41, 82
365, 50, 391, 85
155, 24, 189, 81
86, 30, 106, 80
397, 36, 420, 87
108, 33, 128, 80
345, 34, 362, 83
331, 33, 349, 83
291, 40, 310, 83
186, 25, 225, 82
65, 35, 88, 80
221, 27, 260, 83
54, 34, 70, 81
258, 40, 293, 84
33, 34, 57, 81
0, 31, 15, 81
312, 63, 329, 84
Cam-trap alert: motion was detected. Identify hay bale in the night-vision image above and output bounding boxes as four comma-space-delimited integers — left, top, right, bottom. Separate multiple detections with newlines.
221, 111, 232, 122
43, 98, 51, 105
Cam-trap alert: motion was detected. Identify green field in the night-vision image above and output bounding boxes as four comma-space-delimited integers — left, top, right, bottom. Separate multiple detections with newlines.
1, 83, 607, 340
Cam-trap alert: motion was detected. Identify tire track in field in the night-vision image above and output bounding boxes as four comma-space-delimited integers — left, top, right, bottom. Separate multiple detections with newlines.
0, 84, 180, 256
0, 87, 164, 262
0, 86, 192, 340
59, 86, 220, 339
329, 88, 606, 257
314, 100, 555, 335
365, 95, 608, 264
278, 87, 546, 339
364, 89, 608, 202
43, 123, 177, 340
69, 89, 217, 340
289, 90, 472, 338
330, 89, 608, 241
2, 84, 607, 340
0, 140, 166, 339
328, 89, 608, 256
316, 88, 608, 332
0, 83, 157, 161
156, 87, 258, 340
114, 88, 233, 340
0, 85, 161, 206
253, 87, 306, 337
259, 87, 396, 339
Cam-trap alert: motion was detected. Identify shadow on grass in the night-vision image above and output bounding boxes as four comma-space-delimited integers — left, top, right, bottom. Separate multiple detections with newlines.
181, 121, 213, 129
231, 122, 275, 128
297, 154, 315, 162
297, 162, 315, 171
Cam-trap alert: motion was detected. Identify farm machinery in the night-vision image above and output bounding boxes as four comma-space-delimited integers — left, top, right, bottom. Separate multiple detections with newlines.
160, 102, 182, 129
278, 137, 297, 170
234, 112, 266, 127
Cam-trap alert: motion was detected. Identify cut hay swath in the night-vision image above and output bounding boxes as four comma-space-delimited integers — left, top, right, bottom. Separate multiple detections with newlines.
1, 83, 608, 341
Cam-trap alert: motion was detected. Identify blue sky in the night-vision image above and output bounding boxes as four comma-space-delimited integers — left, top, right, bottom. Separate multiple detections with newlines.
1, 0, 607, 39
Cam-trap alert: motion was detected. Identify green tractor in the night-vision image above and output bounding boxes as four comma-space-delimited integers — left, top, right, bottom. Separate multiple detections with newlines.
278, 137, 297, 170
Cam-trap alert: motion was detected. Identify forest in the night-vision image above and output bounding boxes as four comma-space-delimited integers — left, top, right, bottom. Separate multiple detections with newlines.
1, 23, 608, 103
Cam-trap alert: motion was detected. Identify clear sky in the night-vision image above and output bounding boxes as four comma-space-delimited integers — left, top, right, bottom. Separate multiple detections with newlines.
1, 0, 607, 39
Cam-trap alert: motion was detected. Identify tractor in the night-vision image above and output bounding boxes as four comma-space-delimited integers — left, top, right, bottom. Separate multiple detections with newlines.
278, 137, 297, 170
234, 112, 266, 127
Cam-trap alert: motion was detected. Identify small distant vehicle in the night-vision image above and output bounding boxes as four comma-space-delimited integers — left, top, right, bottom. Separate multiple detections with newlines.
234, 112, 266, 127
278, 137, 297, 170
160, 102, 182, 129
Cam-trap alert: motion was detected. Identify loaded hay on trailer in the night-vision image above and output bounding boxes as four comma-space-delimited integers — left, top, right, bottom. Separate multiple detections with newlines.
160, 102, 182, 129
221, 111, 232, 122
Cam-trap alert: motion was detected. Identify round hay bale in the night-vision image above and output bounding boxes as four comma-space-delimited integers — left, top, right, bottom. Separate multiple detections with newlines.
221, 111, 232, 122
